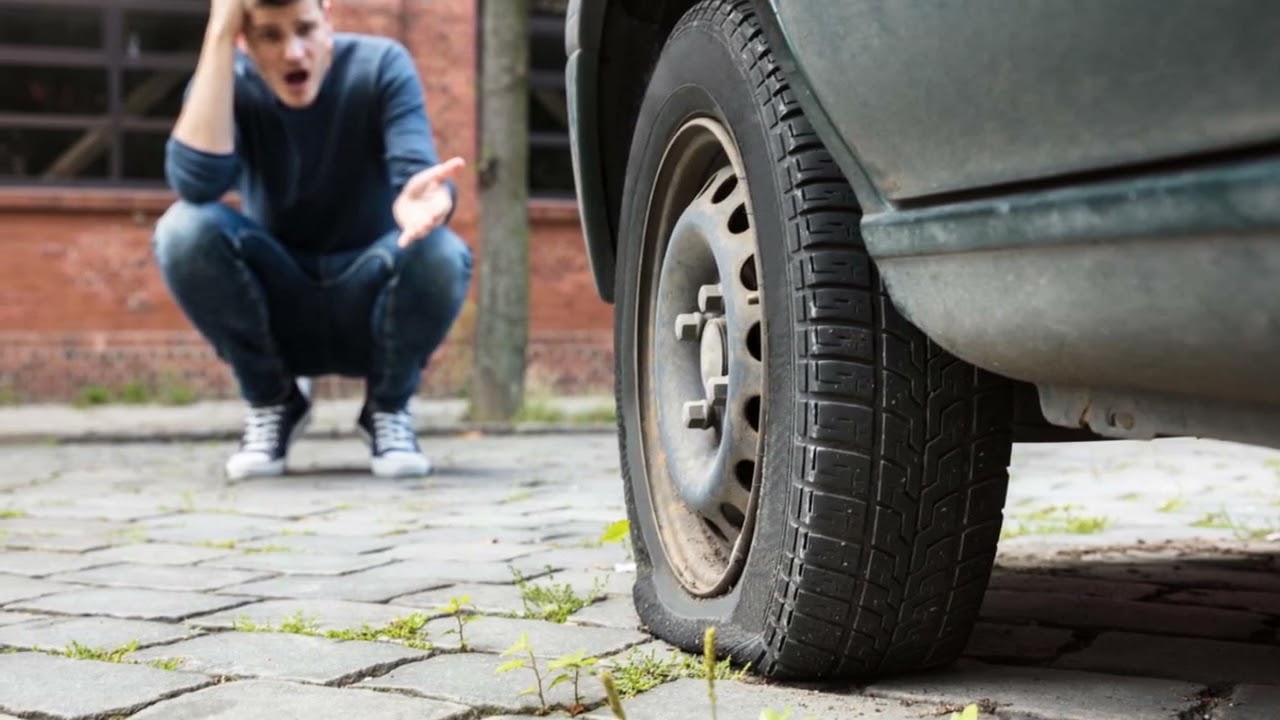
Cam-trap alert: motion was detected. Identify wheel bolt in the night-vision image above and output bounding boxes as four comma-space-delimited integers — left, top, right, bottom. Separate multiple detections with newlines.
705, 376, 729, 406
674, 312, 705, 341
698, 284, 725, 314
683, 400, 713, 430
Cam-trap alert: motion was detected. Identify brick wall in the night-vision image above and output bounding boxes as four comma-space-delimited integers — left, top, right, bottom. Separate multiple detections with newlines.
0, 0, 614, 405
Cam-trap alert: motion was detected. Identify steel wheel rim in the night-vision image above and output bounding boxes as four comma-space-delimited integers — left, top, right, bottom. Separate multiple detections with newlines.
636, 117, 765, 597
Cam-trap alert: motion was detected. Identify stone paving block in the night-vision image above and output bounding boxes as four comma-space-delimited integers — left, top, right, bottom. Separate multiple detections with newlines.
0, 615, 198, 652
128, 679, 472, 720
582, 678, 952, 720
1158, 587, 1280, 616
239, 534, 398, 555
190, 599, 432, 632
0, 651, 211, 719
0, 612, 40, 627
986, 570, 1162, 600
962, 622, 1074, 663
479, 715, 573, 720
422, 615, 648, 658
198, 496, 353, 519
385, 526, 551, 546
374, 541, 540, 564
360, 651, 607, 714
598, 639, 686, 666
0, 574, 79, 604
201, 551, 394, 576
568, 596, 643, 630
0, 550, 111, 577
137, 512, 290, 541
391, 582, 528, 615
979, 589, 1268, 640
0, 516, 126, 536
48, 562, 271, 592
1054, 631, 1280, 685
1215, 684, 1280, 720
10, 587, 251, 621
538, 569, 635, 597
18, 502, 170, 522
131, 631, 428, 684
82, 542, 232, 565
281, 512, 427, 538
519, 545, 634, 572
1, 532, 115, 552
216, 566, 452, 602
373, 557, 558, 585
866, 659, 1200, 720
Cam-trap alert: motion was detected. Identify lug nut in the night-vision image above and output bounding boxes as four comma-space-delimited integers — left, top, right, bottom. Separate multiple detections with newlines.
674, 312, 705, 341
705, 376, 729, 406
683, 400, 713, 430
698, 284, 725, 314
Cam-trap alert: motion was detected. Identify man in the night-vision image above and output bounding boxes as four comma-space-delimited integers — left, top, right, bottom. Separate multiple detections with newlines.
153, 0, 471, 479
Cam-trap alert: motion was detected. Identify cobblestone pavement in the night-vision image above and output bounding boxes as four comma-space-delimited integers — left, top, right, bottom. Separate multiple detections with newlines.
0, 431, 1277, 719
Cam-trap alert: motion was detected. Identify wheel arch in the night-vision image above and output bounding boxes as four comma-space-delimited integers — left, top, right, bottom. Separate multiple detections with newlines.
570, 0, 782, 303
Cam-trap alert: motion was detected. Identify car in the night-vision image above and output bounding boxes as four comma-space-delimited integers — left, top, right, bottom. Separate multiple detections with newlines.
563, 0, 1280, 681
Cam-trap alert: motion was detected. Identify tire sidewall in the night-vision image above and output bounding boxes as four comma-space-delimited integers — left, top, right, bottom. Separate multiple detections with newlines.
615, 10, 799, 658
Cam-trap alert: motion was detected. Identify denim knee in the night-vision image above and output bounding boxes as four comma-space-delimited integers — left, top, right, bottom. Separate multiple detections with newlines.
397, 227, 473, 297
153, 201, 237, 273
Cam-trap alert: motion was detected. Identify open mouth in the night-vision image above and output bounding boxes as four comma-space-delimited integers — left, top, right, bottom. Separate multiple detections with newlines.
284, 70, 310, 89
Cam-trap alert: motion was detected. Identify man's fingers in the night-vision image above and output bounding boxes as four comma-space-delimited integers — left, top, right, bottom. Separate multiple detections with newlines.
404, 157, 466, 196
396, 213, 446, 248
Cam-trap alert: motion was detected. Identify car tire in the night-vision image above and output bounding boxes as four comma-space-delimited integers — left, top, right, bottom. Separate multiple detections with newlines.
613, 0, 1016, 680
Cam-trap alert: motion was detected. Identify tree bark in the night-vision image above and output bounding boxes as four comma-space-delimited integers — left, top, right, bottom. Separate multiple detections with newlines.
471, 0, 531, 421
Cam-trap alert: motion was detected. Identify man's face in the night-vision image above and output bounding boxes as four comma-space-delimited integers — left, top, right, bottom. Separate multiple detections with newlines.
242, 0, 333, 108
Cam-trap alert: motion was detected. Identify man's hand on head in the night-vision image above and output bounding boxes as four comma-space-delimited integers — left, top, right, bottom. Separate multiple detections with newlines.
393, 157, 466, 248
209, 0, 247, 40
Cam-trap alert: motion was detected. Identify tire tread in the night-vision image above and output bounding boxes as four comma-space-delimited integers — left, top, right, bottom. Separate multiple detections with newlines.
676, 0, 1013, 679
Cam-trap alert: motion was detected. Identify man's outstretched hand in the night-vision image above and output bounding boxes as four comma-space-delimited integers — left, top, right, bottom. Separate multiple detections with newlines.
394, 157, 466, 247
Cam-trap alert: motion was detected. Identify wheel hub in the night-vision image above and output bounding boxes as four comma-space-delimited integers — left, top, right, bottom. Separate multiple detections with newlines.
639, 118, 766, 597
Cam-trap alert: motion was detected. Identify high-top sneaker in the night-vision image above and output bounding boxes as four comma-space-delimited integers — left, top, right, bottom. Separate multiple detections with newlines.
356, 403, 431, 478
225, 386, 312, 479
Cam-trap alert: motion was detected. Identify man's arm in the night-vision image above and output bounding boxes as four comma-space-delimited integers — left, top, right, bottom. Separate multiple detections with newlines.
165, 1, 244, 203
379, 41, 459, 225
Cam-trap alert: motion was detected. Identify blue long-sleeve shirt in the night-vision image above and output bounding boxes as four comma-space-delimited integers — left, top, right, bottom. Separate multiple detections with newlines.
165, 33, 453, 253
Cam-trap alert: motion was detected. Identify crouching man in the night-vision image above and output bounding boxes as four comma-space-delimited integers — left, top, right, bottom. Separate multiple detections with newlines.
153, 0, 470, 479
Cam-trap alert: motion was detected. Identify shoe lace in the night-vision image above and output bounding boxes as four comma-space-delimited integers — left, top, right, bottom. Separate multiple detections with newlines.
241, 404, 285, 453
372, 410, 418, 452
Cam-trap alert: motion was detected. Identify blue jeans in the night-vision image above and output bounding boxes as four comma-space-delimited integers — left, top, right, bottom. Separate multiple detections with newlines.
152, 201, 472, 410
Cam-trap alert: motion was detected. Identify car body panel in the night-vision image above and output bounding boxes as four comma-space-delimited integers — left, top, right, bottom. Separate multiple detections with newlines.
565, 0, 615, 301
566, 0, 1280, 446
772, 0, 1280, 201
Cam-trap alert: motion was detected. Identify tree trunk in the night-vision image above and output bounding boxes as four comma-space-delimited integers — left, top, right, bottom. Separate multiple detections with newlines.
471, 0, 531, 421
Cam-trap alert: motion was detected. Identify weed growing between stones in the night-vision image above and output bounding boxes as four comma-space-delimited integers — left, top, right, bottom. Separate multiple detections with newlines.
598, 645, 744, 698
1190, 509, 1280, 540
61, 640, 140, 663
594, 629, 984, 720
231, 611, 433, 651
1000, 504, 1110, 539
512, 569, 604, 623
496, 632, 551, 712
496, 634, 601, 716
548, 649, 599, 715
438, 595, 477, 651
0, 509, 26, 519
53, 640, 183, 670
